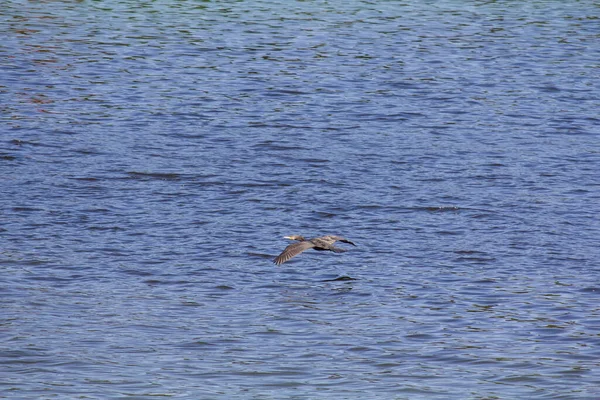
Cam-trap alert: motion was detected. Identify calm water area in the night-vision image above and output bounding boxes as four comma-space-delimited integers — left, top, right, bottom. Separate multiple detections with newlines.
2, 0, 600, 398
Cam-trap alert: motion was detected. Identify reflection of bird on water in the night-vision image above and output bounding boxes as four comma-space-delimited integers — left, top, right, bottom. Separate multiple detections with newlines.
273, 235, 356, 266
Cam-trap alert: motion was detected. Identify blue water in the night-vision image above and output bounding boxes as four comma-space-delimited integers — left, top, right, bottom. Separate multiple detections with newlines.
2, 1, 600, 398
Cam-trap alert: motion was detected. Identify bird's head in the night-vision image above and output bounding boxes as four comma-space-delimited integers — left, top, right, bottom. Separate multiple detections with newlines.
284, 235, 305, 241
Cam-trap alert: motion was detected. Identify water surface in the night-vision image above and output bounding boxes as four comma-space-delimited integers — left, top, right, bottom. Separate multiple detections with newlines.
2, 1, 600, 398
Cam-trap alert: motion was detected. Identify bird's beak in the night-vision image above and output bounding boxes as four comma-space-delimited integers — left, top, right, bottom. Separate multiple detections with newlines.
283, 236, 292, 239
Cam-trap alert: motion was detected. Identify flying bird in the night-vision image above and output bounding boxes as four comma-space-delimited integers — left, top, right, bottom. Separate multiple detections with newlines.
273, 235, 356, 266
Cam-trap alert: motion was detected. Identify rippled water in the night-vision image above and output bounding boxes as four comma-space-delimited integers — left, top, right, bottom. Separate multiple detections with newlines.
2, 1, 600, 398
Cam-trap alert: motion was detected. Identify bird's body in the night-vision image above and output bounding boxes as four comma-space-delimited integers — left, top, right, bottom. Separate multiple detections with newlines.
273, 235, 356, 265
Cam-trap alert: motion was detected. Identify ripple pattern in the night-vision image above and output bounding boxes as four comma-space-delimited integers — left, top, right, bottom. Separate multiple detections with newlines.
2, 1, 600, 398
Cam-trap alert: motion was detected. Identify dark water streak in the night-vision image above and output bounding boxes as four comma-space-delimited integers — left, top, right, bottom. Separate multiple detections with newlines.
2, 0, 600, 399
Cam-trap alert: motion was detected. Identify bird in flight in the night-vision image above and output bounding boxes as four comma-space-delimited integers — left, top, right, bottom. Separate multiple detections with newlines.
274, 235, 356, 266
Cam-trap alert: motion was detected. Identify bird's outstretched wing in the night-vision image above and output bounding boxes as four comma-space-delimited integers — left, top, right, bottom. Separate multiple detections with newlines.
338, 238, 356, 246
319, 235, 356, 247
274, 241, 315, 266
